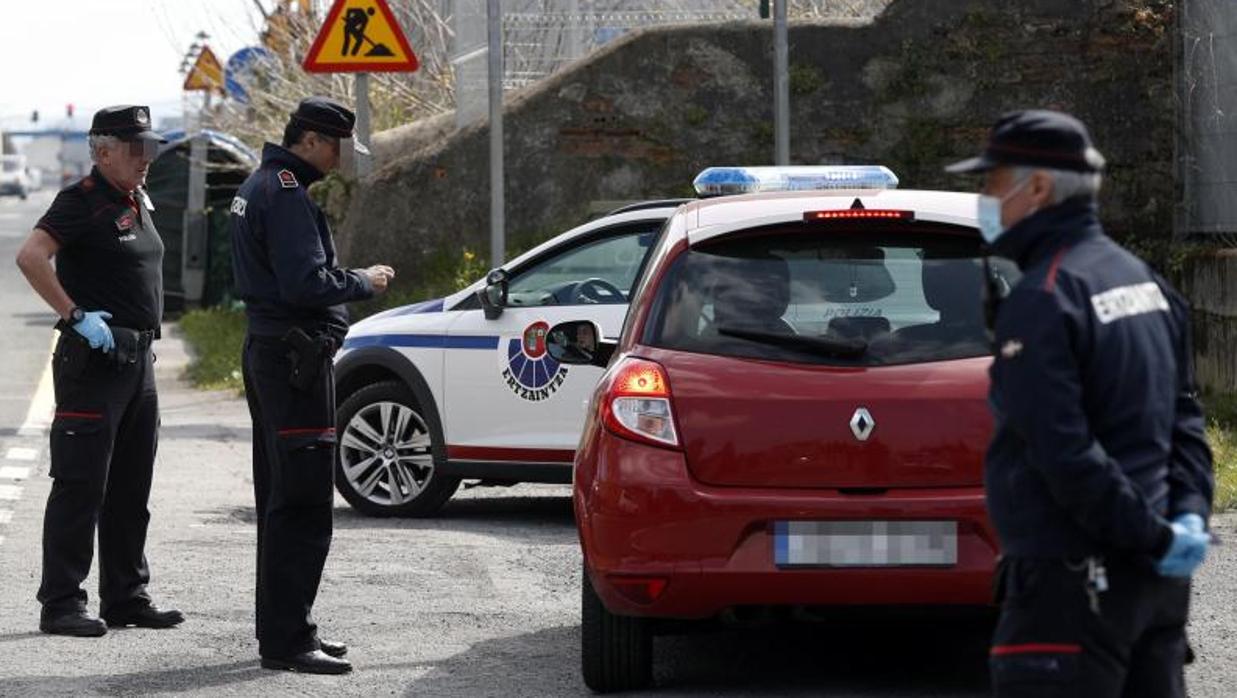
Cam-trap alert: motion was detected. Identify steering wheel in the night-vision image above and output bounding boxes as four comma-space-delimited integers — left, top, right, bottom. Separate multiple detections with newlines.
572, 278, 625, 305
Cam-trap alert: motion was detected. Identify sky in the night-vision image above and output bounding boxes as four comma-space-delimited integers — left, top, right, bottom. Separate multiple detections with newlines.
0, 0, 275, 132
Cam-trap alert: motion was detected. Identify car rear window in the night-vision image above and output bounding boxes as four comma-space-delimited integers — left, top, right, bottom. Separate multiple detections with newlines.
644, 225, 1021, 366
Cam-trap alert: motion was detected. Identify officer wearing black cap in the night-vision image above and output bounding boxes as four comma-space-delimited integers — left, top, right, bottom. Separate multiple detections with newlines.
947, 110, 1215, 696
230, 96, 393, 674
15, 105, 184, 637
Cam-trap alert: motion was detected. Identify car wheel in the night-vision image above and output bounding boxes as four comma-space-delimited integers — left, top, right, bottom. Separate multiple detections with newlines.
335, 380, 460, 517
581, 566, 652, 693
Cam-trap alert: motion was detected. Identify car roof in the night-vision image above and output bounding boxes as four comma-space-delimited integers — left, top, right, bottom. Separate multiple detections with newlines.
679, 189, 980, 245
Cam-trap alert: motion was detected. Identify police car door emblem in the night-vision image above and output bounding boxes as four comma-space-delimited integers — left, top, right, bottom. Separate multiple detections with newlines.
850, 407, 875, 441
501, 321, 568, 402
278, 169, 299, 188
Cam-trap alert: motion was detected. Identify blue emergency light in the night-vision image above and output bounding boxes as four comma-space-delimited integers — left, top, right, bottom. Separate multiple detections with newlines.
692, 166, 900, 197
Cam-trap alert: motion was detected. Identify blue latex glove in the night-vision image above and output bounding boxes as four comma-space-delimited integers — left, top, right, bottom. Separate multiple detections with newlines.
72, 310, 114, 353
1156, 515, 1210, 578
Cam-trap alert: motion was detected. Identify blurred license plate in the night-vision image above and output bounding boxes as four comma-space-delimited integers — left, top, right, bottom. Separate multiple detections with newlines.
774, 521, 957, 567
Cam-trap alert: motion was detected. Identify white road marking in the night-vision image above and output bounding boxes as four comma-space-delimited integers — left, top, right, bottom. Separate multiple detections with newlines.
0, 466, 31, 480
17, 335, 57, 438
0, 485, 22, 501
4, 447, 37, 461
0, 510, 11, 524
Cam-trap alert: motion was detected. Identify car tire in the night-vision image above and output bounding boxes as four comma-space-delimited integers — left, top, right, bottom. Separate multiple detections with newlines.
581, 566, 652, 693
334, 379, 460, 517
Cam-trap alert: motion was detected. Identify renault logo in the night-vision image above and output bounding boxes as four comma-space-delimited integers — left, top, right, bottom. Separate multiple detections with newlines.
850, 407, 875, 441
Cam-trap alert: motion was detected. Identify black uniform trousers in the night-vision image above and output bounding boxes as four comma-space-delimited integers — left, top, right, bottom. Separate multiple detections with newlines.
37, 333, 157, 618
990, 556, 1190, 698
241, 333, 337, 658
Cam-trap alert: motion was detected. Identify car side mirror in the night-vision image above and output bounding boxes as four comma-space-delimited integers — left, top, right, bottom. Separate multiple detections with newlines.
547, 320, 616, 369
476, 268, 509, 320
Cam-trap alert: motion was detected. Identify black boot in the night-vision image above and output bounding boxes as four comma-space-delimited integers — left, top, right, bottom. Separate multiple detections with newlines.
261, 650, 353, 675
40, 610, 107, 637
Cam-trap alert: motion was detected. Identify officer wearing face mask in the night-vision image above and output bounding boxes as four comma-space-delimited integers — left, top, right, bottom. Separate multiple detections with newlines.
946, 110, 1215, 697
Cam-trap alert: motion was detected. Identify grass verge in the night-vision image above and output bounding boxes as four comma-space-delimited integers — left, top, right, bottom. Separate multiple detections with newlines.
1204, 392, 1237, 513
179, 307, 247, 393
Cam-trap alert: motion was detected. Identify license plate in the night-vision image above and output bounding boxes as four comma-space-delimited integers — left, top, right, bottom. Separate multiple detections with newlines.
774, 520, 957, 567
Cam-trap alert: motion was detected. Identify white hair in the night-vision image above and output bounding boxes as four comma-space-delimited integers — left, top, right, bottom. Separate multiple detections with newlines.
1011, 166, 1103, 204
88, 134, 121, 163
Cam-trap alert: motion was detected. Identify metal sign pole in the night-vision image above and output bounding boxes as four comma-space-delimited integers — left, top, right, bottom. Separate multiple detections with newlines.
355, 72, 373, 176
773, 0, 790, 166
487, 0, 505, 266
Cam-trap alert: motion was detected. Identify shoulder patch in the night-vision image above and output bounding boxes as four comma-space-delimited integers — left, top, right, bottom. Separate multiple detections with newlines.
230, 196, 248, 216
277, 169, 299, 189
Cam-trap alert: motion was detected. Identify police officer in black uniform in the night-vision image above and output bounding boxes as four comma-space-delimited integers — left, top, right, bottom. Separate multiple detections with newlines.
15, 106, 184, 637
946, 110, 1215, 697
230, 96, 393, 674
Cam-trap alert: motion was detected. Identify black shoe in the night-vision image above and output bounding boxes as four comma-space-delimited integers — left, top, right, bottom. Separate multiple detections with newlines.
320, 639, 348, 658
261, 650, 353, 675
104, 605, 185, 629
40, 610, 107, 637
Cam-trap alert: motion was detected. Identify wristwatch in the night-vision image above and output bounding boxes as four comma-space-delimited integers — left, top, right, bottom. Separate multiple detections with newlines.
68, 306, 85, 324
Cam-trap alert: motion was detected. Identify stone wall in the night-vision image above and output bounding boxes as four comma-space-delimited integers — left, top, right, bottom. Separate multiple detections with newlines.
336, 0, 1177, 288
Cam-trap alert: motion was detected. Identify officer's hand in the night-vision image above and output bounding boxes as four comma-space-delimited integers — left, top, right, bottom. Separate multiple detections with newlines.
72, 310, 114, 353
362, 265, 395, 294
1155, 518, 1210, 578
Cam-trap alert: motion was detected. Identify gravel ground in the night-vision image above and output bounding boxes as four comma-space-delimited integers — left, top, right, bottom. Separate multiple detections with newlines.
0, 324, 1232, 696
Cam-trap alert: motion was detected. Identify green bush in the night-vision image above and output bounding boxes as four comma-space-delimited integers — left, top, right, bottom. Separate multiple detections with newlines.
1204, 393, 1237, 512
179, 307, 247, 393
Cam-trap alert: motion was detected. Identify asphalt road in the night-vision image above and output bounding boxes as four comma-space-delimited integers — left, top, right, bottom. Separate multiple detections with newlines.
0, 188, 1233, 696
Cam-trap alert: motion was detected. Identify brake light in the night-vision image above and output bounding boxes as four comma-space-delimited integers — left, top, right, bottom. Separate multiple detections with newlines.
602, 358, 680, 449
804, 209, 913, 221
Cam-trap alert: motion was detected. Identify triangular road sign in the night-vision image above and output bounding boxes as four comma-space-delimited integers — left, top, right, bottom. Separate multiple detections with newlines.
184, 46, 225, 92
303, 0, 419, 73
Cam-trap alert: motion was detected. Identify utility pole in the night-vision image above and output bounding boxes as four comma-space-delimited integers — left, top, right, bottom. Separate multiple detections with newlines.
773, 0, 790, 166
355, 72, 372, 176
487, 0, 505, 266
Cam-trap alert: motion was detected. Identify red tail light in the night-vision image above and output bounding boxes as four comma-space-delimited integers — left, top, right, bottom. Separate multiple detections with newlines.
608, 575, 669, 605
601, 358, 680, 449
804, 209, 913, 221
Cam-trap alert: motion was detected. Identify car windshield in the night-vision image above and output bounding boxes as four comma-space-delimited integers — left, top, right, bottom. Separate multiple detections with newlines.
645, 225, 1021, 366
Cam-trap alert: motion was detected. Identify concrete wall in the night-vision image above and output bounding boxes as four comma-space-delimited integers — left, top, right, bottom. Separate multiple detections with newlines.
1181, 251, 1237, 393
336, 0, 1177, 291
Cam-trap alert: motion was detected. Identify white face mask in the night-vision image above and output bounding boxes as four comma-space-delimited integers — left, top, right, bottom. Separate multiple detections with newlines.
977, 176, 1035, 245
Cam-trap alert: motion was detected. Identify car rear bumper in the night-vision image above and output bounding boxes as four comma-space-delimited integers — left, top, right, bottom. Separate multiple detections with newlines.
576, 435, 999, 619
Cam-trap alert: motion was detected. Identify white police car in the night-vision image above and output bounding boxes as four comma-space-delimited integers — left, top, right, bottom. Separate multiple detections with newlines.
333, 200, 686, 516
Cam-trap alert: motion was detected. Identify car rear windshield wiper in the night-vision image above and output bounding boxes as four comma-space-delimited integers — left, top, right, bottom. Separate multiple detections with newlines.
717, 326, 868, 359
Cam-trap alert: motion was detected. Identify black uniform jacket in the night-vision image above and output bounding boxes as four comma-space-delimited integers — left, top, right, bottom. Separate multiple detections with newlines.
985, 196, 1213, 561
230, 144, 372, 340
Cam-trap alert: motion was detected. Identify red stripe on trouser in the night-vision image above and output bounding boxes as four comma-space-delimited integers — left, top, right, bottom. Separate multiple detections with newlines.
277, 427, 336, 437
55, 411, 103, 419
991, 643, 1083, 656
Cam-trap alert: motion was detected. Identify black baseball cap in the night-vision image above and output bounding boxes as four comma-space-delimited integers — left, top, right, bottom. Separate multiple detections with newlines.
945, 109, 1106, 174
289, 96, 356, 139
89, 105, 166, 143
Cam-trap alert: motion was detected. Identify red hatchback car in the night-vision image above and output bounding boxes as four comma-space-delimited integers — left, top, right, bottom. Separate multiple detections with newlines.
547, 167, 1022, 692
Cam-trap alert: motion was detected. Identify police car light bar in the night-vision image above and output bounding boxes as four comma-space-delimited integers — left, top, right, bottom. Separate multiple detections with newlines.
692, 166, 899, 197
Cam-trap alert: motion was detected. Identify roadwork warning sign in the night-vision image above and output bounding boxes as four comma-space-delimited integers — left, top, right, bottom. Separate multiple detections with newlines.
302, 0, 419, 73
184, 46, 225, 91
